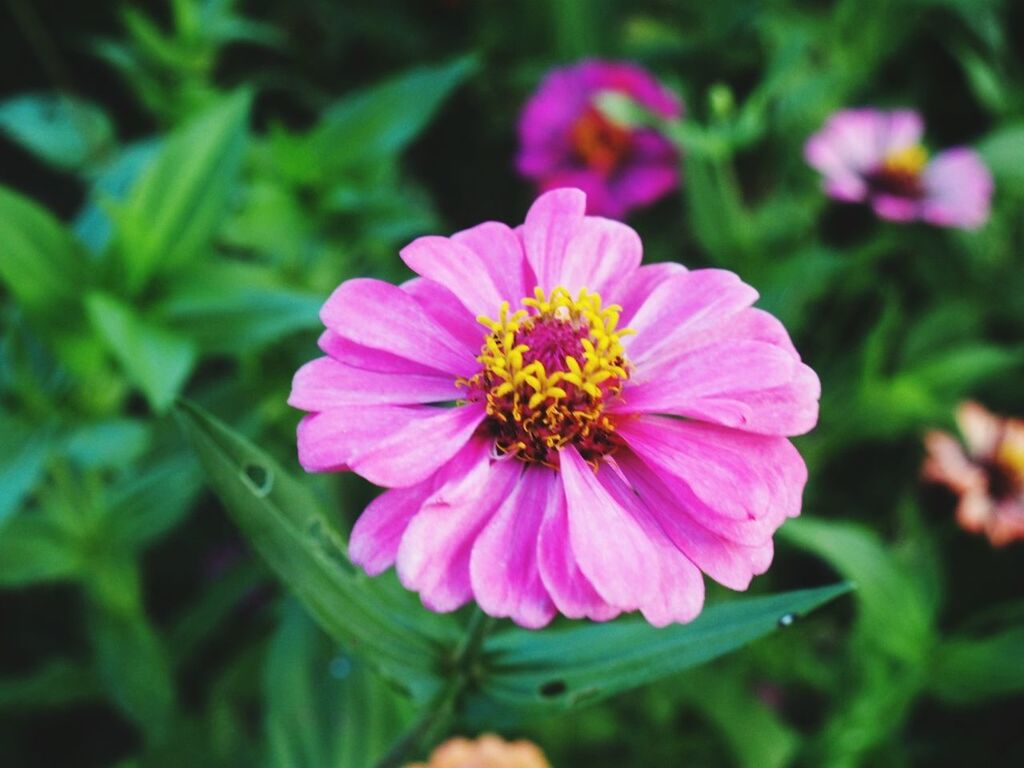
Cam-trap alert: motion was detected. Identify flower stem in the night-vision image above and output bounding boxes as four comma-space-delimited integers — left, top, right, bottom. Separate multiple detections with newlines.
373, 608, 495, 768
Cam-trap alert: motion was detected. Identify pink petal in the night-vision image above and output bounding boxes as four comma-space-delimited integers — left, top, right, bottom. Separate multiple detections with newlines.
617, 415, 806, 524
921, 148, 993, 230
318, 331, 441, 375
321, 278, 475, 377
451, 221, 533, 303
537, 472, 621, 622
625, 269, 758, 363
619, 452, 773, 590
402, 277, 485, 352
561, 448, 703, 625
297, 403, 485, 488
401, 236, 506, 318
620, 339, 798, 413
608, 261, 688, 326
396, 445, 520, 612
349, 481, 435, 576
871, 193, 920, 222
348, 403, 487, 488
289, 356, 461, 410
560, 216, 643, 296
521, 188, 587, 292
469, 466, 558, 628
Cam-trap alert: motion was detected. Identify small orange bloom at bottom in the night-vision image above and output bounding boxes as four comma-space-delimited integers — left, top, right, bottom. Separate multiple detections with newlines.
408, 733, 551, 768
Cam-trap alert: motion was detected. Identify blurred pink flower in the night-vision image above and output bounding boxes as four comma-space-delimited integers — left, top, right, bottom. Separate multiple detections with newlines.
517, 60, 681, 219
290, 188, 819, 628
805, 108, 993, 229
924, 402, 1024, 547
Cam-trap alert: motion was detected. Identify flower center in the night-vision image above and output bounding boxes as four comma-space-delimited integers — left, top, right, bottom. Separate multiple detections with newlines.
460, 287, 633, 468
989, 435, 1024, 501
867, 144, 928, 199
570, 105, 633, 173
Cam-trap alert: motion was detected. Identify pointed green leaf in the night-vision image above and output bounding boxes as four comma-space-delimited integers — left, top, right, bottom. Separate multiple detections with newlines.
0, 185, 86, 314
474, 583, 851, 714
115, 90, 251, 292
86, 293, 197, 413
153, 261, 322, 354
174, 400, 459, 699
284, 56, 475, 181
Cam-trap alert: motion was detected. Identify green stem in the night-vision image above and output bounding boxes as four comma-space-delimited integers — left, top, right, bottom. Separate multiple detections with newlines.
374, 608, 494, 768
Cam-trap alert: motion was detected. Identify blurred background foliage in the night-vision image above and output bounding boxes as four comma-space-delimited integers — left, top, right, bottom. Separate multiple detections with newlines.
1, 0, 1022, 765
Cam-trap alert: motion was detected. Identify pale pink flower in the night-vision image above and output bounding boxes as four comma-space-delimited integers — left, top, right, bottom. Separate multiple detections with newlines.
290, 188, 820, 628
517, 60, 681, 219
805, 108, 992, 229
924, 402, 1024, 547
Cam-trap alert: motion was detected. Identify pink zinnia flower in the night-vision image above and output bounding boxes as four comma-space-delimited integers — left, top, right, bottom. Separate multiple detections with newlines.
805, 108, 993, 229
923, 402, 1024, 547
517, 60, 681, 219
290, 188, 820, 628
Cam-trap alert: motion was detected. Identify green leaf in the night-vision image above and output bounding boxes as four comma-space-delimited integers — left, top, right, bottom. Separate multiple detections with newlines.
63, 418, 151, 470
86, 293, 197, 413
265, 601, 413, 768
474, 583, 851, 714
291, 56, 475, 180
114, 90, 251, 293
0, 92, 114, 171
780, 517, 935, 659
74, 138, 161, 254
928, 623, 1024, 704
86, 561, 176, 745
0, 185, 86, 314
174, 399, 459, 700
680, 668, 799, 768
0, 659, 99, 711
153, 261, 322, 354
0, 414, 52, 527
978, 123, 1024, 191
105, 453, 202, 549
0, 511, 80, 587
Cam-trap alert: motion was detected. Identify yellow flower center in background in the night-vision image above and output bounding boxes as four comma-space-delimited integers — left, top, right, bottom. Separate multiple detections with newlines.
460, 286, 633, 467
882, 144, 928, 177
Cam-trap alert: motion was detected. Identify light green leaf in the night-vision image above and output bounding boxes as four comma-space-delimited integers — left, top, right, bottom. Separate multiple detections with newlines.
0, 185, 86, 314
153, 261, 322, 354
978, 123, 1024, 191
86, 293, 197, 413
265, 601, 412, 768
0, 92, 114, 171
174, 400, 459, 700
294, 56, 475, 180
63, 418, 151, 470
474, 583, 851, 714
114, 90, 251, 293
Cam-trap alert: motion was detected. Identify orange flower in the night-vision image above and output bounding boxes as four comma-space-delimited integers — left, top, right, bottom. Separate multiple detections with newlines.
408, 734, 551, 768
923, 401, 1024, 546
